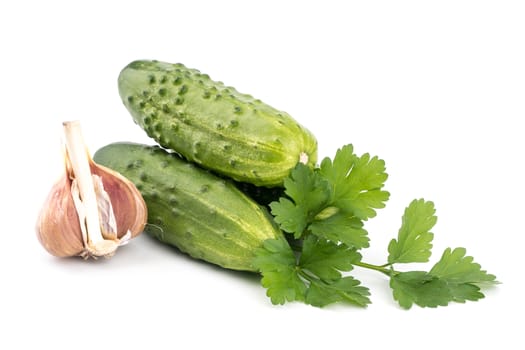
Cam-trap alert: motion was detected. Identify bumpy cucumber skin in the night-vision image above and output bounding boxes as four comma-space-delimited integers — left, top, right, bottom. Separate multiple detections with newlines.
93, 142, 281, 271
118, 60, 318, 187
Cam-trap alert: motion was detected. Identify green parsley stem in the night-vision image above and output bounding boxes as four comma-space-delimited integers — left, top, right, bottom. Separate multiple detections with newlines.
297, 268, 320, 283
353, 261, 395, 276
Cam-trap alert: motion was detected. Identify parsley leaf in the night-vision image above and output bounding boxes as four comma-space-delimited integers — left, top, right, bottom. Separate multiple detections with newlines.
387, 199, 436, 264
429, 247, 497, 285
306, 276, 371, 307
253, 236, 369, 308
390, 271, 451, 309
268, 198, 306, 238
299, 235, 361, 280
429, 247, 498, 303
252, 238, 306, 305
257, 143, 497, 309
319, 144, 390, 220
309, 212, 369, 249
269, 164, 330, 238
390, 247, 497, 308
270, 145, 388, 247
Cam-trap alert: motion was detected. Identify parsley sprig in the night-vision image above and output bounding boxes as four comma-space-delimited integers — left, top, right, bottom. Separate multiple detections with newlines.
253, 144, 497, 309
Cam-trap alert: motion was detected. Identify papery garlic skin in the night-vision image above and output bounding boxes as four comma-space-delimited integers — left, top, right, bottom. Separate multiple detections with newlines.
36, 121, 147, 259
90, 163, 147, 240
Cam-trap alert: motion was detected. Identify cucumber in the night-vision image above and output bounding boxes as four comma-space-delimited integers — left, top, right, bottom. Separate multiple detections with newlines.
118, 60, 318, 187
93, 142, 282, 271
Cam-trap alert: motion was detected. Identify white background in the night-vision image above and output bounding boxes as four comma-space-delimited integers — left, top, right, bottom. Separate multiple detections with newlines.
1, 1, 523, 348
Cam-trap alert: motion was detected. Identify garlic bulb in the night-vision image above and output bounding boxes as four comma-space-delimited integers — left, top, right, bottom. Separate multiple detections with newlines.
36, 121, 147, 259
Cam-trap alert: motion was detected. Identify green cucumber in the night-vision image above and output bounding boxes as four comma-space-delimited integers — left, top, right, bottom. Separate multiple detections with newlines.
93, 142, 282, 271
118, 60, 318, 187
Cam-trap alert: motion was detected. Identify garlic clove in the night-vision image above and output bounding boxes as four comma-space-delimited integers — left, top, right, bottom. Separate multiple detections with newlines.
36, 121, 147, 259
36, 174, 84, 257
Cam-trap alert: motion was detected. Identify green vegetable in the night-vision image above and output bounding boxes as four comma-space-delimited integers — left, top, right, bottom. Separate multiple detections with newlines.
254, 145, 497, 308
387, 199, 435, 264
93, 142, 282, 271
117, 60, 318, 187
390, 247, 496, 308
254, 235, 370, 307
103, 60, 497, 309
269, 144, 389, 247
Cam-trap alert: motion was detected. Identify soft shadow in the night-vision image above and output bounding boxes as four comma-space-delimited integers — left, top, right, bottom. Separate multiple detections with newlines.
47, 233, 258, 282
